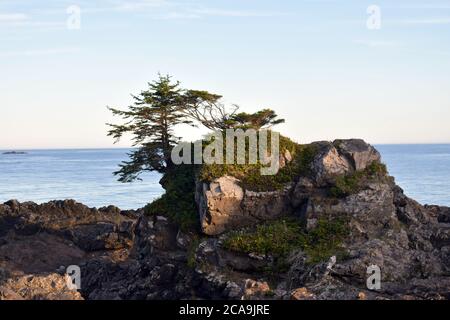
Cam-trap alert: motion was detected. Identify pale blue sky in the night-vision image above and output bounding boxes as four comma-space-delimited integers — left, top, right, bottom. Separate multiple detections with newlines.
1, 0, 450, 148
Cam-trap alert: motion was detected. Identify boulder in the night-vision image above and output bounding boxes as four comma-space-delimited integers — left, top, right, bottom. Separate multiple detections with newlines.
279, 149, 293, 169
290, 287, 316, 300
309, 141, 352, 186
196, 176, 292, 235
309, 140, 382, 186
334, 139, 381, 171
64, 223, 133, 251
243, 280, 272, 300
197, 176, 245, 235
0, 272, 83, 300
425, 205, 450, 224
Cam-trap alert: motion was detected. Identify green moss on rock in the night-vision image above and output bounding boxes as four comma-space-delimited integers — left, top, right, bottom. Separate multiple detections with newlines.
199, 133, 319, 192
329, 162, 388, 198
302, 217, 349, 264
222, 217, 349, 266
222, 218, 305, 257
144, 164, 199, 231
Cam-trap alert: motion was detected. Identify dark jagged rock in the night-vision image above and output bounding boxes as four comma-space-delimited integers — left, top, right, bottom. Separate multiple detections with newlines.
0, 200, 135, 250
425, 205, 450, 224
0, 200, 136, 300
191, 139, 449, 300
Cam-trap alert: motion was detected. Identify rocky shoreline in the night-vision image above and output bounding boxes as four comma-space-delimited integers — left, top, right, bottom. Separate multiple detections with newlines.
1, 139, 449, 300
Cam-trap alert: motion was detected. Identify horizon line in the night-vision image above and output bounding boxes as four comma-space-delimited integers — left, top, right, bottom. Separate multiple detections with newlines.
2, 142, 450, 151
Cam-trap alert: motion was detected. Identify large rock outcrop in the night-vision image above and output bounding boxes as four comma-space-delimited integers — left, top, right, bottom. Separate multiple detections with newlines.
192, 178, 450, 300
196, 176, 293, 235
196, 139, 382, 235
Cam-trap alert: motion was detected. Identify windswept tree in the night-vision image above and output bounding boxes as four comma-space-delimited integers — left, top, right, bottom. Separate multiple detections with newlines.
108, 74, 285, 182
230, 109, 285, 130
181, 90, 239, 130
107, 74, 192, 182
181, 91, 284, 131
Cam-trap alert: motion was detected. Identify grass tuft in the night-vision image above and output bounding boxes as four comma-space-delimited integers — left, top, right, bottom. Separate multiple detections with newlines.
222, 217, 349, 267
144, 164, 199, 231
199, 133, 319, 192
329, 162, 388, 198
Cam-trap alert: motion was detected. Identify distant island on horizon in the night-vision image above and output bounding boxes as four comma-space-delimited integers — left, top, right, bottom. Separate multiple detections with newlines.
2, 142, 450, 152
2, 151, 27, 155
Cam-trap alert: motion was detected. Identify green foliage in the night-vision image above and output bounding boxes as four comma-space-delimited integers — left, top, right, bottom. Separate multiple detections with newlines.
107, 74, 190, 180
199, 133, 319, 192
108, 74, 221, 182
230, 109, 285, 130
222, 217, 349, 266
301, 217, 349, 264
222, 219, 304, 257
290, 143, 319, 177
330, 173, 360, 199
187, 236, 201, 269
330, 162, 388, 198
238, 140, 318, 192
144, 164, 198, 231
364, 161, 388, 177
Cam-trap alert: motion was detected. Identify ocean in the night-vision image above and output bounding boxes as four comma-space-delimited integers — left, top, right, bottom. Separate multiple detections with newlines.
376, 144, 450, 207
0, 145, 449, 209
0, 149, 163, 210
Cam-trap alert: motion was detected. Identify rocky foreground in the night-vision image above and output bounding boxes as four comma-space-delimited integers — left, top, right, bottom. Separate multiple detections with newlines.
1, 139, 450, 300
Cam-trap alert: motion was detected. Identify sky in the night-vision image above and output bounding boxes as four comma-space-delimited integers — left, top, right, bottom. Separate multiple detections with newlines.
1, 0, 450, 149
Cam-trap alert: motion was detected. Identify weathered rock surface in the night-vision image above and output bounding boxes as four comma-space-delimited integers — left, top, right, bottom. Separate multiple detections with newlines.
0, 200, 137, 300
334, 139, 381, 171
196, 176, 293, 235
0, 272, 83, 300
310, 141, 352, 186
284, 183, 450, 300
196, 139, 382, 235
1, 139, 449, 300
192, 140, 450, 300
425, 205, 450, 223
309, 139, 380, 186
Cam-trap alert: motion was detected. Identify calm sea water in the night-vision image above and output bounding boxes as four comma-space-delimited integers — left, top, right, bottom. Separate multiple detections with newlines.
0, 149, 163, 210
0, 145, 449, 209
376, 144, 450, 207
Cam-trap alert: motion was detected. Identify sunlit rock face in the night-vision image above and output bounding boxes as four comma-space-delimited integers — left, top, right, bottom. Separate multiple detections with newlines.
196, 175, 292, 236
196, 139, 382, 236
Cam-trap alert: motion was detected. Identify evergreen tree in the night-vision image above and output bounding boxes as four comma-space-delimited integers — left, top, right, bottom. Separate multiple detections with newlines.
107, 74, 192, 182
181, 90, 238, 130
230, 109, 285, 130
181, 92, 284, 131
107, 75, 285, 183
